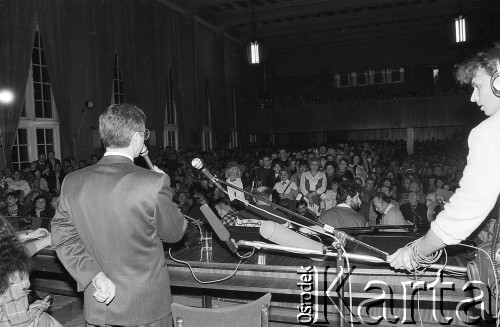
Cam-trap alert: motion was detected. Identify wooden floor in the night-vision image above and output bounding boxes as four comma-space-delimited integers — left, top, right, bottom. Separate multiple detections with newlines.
48, 295, 85, 327
47, 295, 309, 327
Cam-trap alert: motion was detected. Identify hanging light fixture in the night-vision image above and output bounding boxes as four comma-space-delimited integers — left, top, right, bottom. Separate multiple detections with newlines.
454, 15, 466, 43
247, 1, 260, 65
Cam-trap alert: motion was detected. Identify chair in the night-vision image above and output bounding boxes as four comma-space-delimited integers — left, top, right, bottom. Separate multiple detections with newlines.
171, 293, 271, 327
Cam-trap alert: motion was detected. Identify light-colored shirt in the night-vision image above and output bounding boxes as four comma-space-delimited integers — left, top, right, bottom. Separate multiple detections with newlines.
104, 151, 134, 161
273, 180, 297, 194
432, 111, 500, 245
300, 171, 327, 196
6, 180, 31, 196
226, 178, 247, 203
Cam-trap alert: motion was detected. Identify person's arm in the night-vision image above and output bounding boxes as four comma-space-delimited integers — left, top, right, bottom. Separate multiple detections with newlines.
299, 174, 308, 196
316, 173, 327, 195
51, 181, 102, 292
389, 124, 500, 269
155, 174, 187, 243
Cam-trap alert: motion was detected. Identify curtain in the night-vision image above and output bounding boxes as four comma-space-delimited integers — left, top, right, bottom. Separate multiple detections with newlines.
37, 0, 116, 158
114, 0, 173, 154
194, 22, 227, 148
153, 2, 183, 147
224, 38, 241, 134
0, 0, 36, 167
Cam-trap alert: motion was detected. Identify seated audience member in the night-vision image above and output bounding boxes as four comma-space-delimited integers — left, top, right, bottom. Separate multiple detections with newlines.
187, 186, 213, 222
290, 160, 308, 187
372, 192, 408, 226
176, 191, 191, 215
273, 148, 289, 168
362, 177, 376, 202
350, 154, 368, 182
0, 219, 60, 326
20, 164, 35, 186
89, 154, 99, 165
46, 163, 65, 196
296, 200, 317, 222
24, 179, 49, 209
259, 156, 273, 188
425, 191, 437, 207
1, 168, 13, 184
29, 195, 55, 230
0, 192, 28, 218
319, 180, 367, 228
77, 160, 87, 169
6, 171, 31, 197
272, 169, 298, 207
238, 186, 288, 226
266, 162, 282, 189
1, 217, 51, 258
368, 185, 399, 225
32, 153, 50, 174
214, 198, 239, 226
324, 161, 338, 189
400, 192, 428, 229
338, 158, 354, 180
300, 157, 327, 207
46, 151, 61, 171
33, 170, 49, 193
225, 162, 246, 203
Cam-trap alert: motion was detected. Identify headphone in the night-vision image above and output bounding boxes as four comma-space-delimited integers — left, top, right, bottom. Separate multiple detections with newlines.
491, 60, 500, 97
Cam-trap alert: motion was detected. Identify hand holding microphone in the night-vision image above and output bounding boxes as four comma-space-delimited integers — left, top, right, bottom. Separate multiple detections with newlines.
140, 145, 165, 174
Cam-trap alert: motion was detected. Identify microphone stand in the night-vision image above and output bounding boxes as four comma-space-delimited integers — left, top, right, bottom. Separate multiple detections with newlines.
212, 175, 388, 258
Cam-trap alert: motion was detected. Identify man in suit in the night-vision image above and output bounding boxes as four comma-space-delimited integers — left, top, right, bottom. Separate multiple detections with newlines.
46, 150, 61, 172
51, 103, 187, 327
400, 191, 428, 229
320, 180, 367, 229
46, 162, 65, 195
373, 192, 407, 226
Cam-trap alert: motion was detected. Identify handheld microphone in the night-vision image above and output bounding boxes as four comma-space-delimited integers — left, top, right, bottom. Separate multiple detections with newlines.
259, 221, 325, 253
140, 146, 154, 171
191, 158, 225, 191
200, 204, 238, 253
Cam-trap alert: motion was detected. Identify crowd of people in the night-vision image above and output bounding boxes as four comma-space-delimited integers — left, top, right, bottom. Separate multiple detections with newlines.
150, 137, 492, 243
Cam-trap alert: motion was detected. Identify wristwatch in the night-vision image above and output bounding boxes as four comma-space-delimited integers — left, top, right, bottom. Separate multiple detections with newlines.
25, 231, 30, 241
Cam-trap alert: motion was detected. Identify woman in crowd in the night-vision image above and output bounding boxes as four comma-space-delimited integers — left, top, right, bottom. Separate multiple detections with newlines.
300, 157, 327, 209
0, 192, 28, 218
33, 170, 49, 193
29, 195, 55, 230
225, 162, 246, 203
0, 217, 59, 326
5, 171, 31, 197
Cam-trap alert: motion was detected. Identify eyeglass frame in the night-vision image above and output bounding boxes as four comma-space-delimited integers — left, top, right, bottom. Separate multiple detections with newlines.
140, 129, 150, 140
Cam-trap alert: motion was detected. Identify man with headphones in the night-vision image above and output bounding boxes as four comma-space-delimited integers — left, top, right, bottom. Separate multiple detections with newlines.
388, 44, 500, 270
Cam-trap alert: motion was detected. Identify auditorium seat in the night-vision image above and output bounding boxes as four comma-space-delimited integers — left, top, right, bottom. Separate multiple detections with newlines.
171, 293, 271, 327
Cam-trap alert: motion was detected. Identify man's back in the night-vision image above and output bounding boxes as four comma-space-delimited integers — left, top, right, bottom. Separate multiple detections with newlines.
320, 206, 367, 229
52, 155, 185, 326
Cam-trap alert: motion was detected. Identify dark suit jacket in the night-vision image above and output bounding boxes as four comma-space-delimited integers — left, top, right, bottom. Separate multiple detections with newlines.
51, 155, 186, 325
46, 171, 65, 194
320, 206, 367, 229
400, 203, 428, 226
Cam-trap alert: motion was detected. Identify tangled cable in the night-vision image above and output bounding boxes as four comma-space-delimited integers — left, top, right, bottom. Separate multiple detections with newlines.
403, 237, 443, 274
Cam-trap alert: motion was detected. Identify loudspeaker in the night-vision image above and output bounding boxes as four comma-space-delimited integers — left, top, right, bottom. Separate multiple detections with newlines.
491, 60, 500, 97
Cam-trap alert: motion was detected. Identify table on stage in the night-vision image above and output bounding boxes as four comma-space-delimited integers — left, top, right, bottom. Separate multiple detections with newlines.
31, 227, 475, 326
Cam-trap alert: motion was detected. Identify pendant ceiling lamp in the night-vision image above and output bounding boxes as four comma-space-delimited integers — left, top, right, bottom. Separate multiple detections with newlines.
247, 1, 260, 65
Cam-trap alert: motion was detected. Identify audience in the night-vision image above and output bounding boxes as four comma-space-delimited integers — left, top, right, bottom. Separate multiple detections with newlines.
0, 138, 474, 239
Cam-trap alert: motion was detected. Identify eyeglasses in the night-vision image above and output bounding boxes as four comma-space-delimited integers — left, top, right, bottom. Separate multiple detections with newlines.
140, 129, 150, 140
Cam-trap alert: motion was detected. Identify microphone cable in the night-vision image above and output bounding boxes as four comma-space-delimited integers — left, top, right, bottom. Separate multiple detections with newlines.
168, 215, 255, 284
